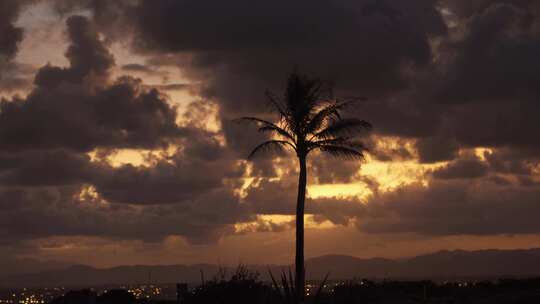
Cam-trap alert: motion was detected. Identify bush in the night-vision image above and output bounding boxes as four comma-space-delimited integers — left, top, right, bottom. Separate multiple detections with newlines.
183, 265, 279, 304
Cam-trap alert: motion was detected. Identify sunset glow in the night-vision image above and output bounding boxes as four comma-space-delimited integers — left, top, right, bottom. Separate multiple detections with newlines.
1, 0, 539, 281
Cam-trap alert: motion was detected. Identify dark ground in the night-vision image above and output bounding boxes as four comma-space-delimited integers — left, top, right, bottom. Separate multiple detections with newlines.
47, 274, 540, 304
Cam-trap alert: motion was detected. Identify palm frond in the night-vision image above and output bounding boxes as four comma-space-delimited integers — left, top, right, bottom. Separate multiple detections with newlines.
235, 116, 278, 127
315, 118, 372, 140
343, 140, 368, 151
235, 116, 296, 142
309, 137, 367, 151
285, 73, 326, 132
305, 100, 355, 134
258, 125, 296, 143
318, 145, 366, 159
288, 268, 296, 302
268, 269, 282, 298
304, 103, 339, 134
312, 272, 330, 304
247, 140, 296, 159
281, 270, 293, 302
265, 90, 288, 119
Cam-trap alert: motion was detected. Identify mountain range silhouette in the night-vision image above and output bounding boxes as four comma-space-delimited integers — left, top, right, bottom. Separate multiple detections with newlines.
3, 248, 540, 288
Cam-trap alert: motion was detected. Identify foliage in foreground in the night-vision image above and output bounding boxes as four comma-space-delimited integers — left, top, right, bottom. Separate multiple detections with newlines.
187, 273, 540, 304
170, 273, 540, 304
183, 265, 277, 304
48, 270, 540, 304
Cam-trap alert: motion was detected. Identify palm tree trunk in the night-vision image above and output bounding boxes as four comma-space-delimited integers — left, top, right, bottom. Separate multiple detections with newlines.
295, 154, 307, 303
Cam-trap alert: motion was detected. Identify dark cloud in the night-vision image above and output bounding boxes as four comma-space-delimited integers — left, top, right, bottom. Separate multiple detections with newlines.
2, 0, 540, 259
0, 0, 24, 60
122, 63, 152, 73
0, 16, 184, 152
243, 178, 364, 225
0, 185, 251, 245
309, 153, 362, 184
53, 0, 540, 155
94, 131, 245, 205
363, 136, 415, 162
220, 117, 285, 177
366, 1, 540, 155
52, 0, 136, 41
243, 179, 297, 215
439, 4, 539, 103
416, 136, 460, 163
34, 15, 114, 87
0, 14, 250, 245
0, 65, 33, 92
152, 83, 192, 91
0, 77, 183, 151
443, 0, 536, 20
126, 0, 447, 127
359, 146, 540, 236
0, 0, 34, 91
432, 157, 489, 179
121, 63, 172, 81
0, 131, 250, 244
86, 0, 540, 238
0, 150, 96, 186
359, 179, 540, 235
484, 148, 536, 175
431, 2, 540, 152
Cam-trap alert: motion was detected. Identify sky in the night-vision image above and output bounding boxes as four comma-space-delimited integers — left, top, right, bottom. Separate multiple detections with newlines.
1, 0, 540, 271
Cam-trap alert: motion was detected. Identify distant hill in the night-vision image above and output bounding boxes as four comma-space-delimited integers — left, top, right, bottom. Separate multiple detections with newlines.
3, 248, 540, 288
0, 257, 70, 277
305, 248, 540, 279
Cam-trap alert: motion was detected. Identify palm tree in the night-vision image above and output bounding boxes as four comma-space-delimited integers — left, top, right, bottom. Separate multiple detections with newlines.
237, 72, 371, 302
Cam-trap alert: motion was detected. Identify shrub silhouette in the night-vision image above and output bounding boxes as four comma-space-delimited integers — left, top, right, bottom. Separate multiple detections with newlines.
184, 265, 278, 304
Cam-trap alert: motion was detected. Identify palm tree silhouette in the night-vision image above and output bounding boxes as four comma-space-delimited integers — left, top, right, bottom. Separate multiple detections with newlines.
237, 72, 371, 302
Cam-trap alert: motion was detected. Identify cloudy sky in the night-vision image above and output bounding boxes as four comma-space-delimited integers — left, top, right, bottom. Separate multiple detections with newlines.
1, 0, 540, 271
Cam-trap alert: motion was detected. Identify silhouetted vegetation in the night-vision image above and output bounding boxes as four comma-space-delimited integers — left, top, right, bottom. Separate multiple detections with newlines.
268, 268, 328, 304
182, 266, 277, 304
47, 273, 540, 304
237, 72, 371, 302
50, 289, 135, 304
315, 278, 540, 304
